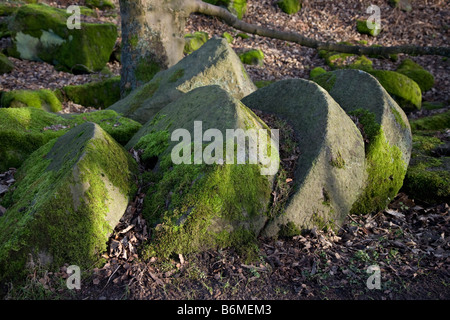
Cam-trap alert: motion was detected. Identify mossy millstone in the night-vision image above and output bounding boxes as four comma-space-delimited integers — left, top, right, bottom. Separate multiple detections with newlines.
8, 4, 117, 73
313, 69, 412, 214
0, 108, 141, 171
396, 59, 435, 92
1, 89, 62, 112
368, 70, 422, 111
108, 37, 257, 124
126, 85, 278, 258
0, 122, 138, 282
242, 79, 366, 235
62, 76, 121, 109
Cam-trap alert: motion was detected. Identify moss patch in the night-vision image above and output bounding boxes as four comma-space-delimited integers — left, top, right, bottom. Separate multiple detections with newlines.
222, 32, 234, 43
184, 31, 209, 55
239, 49, 264, 66
62, 76, 121, 109
85, 0, 115, 10
312, 72, 337, 92
330, 150, 346, 168
357, 19, 382, 37
402, 129, 449, 204
168, 69, 185, 83
66, 110, 142, 145
0, 53, 13, 74
277, 0, 302, 15
141, 152, 271, 259
0, 108, 141, 171
203, 0, 247, 19
135, 58, 161, 84
349, 109, 406, 214
409, 110, 450, 132
254, 80, 275, 89
309, 67, 327, 79
319, 49, 373, 71
1, 89, 62, 112
396, 59, 434, 92
369, 70, 422, 111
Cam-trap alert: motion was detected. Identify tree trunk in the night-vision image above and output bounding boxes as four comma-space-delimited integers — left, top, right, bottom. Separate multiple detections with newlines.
119, 0, 192, 96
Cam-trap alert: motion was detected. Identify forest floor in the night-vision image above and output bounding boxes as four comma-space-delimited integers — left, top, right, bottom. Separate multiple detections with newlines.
0, 0, 449, 301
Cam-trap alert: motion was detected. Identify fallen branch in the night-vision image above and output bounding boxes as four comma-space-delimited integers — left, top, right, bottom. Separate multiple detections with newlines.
192, 0, 450, 57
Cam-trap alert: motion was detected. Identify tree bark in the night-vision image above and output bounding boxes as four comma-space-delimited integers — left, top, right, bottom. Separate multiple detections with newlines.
119, 0, 191, 96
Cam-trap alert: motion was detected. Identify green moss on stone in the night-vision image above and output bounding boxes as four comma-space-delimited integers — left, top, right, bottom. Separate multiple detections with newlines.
0, 53, 13, 74
126, 79, 161, 114
279, 221, 302, 237
135, 130, 170, 165
237, 33, 249, 39
277, 0, 302, 15
410, 131, 443, 155
401, 128, 449, 204
311, 212, 336, 232
135, 58, 161, 84
357, 19, 382, 37
141, 152, 270, 259
63, 76, 121, 109
0, 108, 141, 171
422, 101, 445, 111
203, 0, 247, 19
409, 110, 450, 132
390, 105, 408, 130
396, 59, 435, 92
254, 80, 275, 89
369, 70, 422, 111
168, 69, 185, 83
309, 67, 327, 79
239, 49, 264, 66
319, 49, 372, 71
222, 32, 234, 43
0, 108, 65, 171
1, 89, 62, 112
85, 0, 115, 10
67, 110, 142, 146
129, 35, 139, 50
0, 4, 18, 16
349, 109, 406, 214
330, 150, 346, 168
184, 32, 209, 55
403, 156, 449, 204
312, 72, 337, 92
